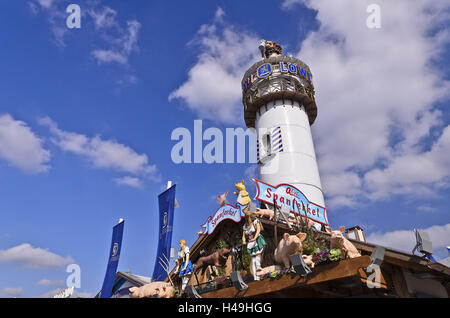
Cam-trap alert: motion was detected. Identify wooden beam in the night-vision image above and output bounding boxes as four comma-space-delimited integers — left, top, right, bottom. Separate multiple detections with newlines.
357, 267, 388, 289
390, 266, 414, 298
201, 256, 371, 298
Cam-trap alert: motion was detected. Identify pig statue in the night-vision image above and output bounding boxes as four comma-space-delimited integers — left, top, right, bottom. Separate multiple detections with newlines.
302, 255, 315, 269
256, 265, 282, 278
254, 208, 275, 220
326, 226, 361, 259
274, 232, 307, 268
129, 282, 174, 298
217, 190, 229, 208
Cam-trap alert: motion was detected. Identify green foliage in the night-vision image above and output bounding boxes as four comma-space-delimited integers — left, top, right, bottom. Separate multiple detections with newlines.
269, 270, 279, 278
328, 248, 342, 261
172, 289, 182, 298
214, 239, 230, 276
215, 239, 229, 250
240, 245, 251, 273
298, 225, 329, 255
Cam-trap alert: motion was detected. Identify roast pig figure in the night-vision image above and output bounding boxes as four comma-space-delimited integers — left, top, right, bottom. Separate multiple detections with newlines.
194, 248, 230, 276
254, 208, 274, 220
256, 265, 282, 278
129, 282, 174, 298
274, 232, 307, 268
256, 255, 314, 278
326, 226, 361, 259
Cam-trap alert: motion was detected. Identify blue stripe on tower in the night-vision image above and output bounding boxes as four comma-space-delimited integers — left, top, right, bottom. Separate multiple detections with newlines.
272, 138, 282, 148
272, 134, 282, 143
271, 127, 281, 137
274, 143, 283, 152
256, 142, 259, 160
271, 127, 283, 153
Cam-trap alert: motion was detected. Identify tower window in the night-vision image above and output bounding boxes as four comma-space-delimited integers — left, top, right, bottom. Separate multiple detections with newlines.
262, 133, 271, 154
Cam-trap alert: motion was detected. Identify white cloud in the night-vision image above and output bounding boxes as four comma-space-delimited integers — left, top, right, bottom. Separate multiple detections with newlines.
416, 205, 438, 213
39, 288, 62, 298
88, 6, 118, 30
321, 172, 362, 208
364, 126, 450, 200
169, 8, 260, 123
28, 2, 40, 14
114, 176, 142, 188
91, 13, 141, 66
244, 164, 257, 183
172, 3, 450, 209
30, 0, 68, 47
39, 116, 159, 183
39, 288, 92, 298
0, 114, 50, 173
367, 223, 450, 254
30, 1, 142, 67
91, 50, 128, 65
0, 287, 23, 298
281, 0, 450, 208
36, 279, 65, 287
214, 7, 225, 21
37, 0, 54, 9
117, 74, 138, 86
281, 0, 303, 10
0, 243, 73, 269
72, 291, 93, 298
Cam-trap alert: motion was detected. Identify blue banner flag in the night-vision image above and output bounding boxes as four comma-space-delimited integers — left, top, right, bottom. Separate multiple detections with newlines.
99, 219, 124, 298
152, 184, 176, 281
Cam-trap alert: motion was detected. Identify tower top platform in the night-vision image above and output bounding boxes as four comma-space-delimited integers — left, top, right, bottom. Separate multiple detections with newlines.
241, 41, 317, 128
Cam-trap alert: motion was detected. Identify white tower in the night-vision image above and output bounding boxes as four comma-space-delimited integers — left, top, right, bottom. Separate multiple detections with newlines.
242, 41, 325, 208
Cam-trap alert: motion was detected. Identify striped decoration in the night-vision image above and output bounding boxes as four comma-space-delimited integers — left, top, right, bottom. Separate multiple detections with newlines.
257, 126, 283, 161
271, 126, 283, 153
257, 137, 260, 161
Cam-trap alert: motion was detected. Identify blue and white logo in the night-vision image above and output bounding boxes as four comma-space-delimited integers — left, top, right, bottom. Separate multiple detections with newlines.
257, 63, 272, 78
112, 243, 119, 257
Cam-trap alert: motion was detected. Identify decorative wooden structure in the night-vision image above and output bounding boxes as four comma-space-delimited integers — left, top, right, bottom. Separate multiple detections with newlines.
166, 217, 450, 298
345, 226, 366, 242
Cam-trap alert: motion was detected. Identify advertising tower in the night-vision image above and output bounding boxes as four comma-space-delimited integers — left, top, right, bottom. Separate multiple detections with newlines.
241, 41, 325, 209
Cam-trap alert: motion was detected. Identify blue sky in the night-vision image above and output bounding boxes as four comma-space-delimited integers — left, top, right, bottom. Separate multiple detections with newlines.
0, 0, 449, 297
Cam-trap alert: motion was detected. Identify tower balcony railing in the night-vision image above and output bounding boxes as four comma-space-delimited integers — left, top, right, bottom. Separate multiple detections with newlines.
248, 78, 314, 104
